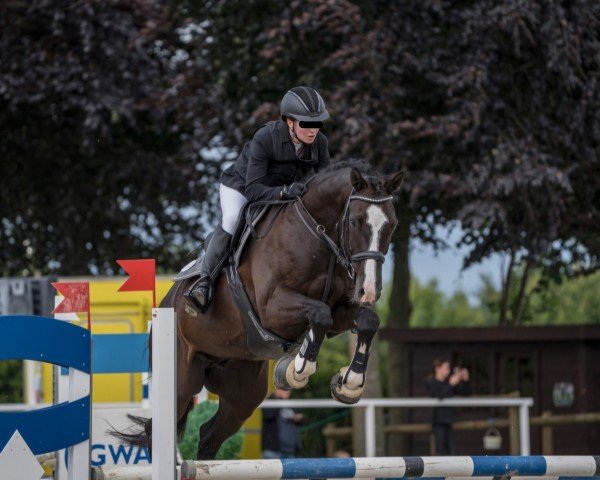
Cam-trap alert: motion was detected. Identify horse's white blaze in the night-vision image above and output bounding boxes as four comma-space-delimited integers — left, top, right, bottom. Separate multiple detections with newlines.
361, 205, 387, 304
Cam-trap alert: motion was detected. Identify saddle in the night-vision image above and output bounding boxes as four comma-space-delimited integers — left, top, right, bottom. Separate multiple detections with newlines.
174, 200, 307, 360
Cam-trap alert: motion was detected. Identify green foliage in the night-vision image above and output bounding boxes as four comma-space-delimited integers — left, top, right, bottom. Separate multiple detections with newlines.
401, 269, 600, 328
527, 271, 600, 325
178, 402, 243, 460
0, 360, 23, 403
409, 279, 488, 328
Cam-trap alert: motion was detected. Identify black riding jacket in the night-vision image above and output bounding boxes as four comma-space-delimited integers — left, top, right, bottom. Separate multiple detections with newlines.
220, 120, 331, 203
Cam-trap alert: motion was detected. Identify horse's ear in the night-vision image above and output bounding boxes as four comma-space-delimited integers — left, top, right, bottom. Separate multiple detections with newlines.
350, 168, 367, 191
384, 170, 404, 194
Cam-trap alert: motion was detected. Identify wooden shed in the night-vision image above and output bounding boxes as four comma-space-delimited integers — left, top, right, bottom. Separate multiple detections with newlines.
379, 325, 600, 454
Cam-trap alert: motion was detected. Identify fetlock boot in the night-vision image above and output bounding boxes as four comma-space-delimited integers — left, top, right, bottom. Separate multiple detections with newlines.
185, 225, 232, 314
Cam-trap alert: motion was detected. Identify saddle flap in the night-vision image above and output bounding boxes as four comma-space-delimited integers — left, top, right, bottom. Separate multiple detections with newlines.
225, 264, 305, 360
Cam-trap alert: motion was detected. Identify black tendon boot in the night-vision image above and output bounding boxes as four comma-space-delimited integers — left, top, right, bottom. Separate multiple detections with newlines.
185, 225, 232, 314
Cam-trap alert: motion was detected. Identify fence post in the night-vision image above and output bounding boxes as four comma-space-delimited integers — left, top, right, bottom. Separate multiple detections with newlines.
323, 423, 338, 456
509, 406, 520, 454
541, 411, 554, 455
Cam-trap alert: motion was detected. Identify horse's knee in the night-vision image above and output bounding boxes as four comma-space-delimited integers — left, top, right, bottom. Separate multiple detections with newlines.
308, 303, 333, 334
356, 308, 380, 333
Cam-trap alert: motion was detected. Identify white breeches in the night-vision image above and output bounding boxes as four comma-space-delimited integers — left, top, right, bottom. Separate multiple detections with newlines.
220, 184, 249, 235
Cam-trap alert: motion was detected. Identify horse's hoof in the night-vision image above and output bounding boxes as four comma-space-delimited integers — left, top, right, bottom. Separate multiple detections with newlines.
274, 356, 309, 390
330, 369, 362, 405
274, 356, 293, 390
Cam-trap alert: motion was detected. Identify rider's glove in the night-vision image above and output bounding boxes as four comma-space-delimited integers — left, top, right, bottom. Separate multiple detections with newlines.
280, 182, 307, 199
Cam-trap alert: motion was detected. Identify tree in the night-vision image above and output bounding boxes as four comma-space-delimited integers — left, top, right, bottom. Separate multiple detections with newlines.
0, 0, 218, 276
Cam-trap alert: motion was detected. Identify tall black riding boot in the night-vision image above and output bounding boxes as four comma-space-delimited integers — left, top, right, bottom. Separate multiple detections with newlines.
185, 225, 232, 314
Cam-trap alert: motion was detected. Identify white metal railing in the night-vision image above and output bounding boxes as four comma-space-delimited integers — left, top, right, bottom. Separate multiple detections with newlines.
261, 397, 534, 457
1, 396, 534, 457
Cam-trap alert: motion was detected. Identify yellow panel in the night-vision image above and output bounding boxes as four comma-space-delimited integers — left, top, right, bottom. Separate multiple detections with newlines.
42, 277, 174, 403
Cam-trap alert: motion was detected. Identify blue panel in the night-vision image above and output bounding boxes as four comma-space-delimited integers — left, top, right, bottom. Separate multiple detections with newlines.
472, 456, 547, 476
282, 458, 356, 479
0, 315, 90, 373
92, 334, 149, 373
0, 396, 90, 455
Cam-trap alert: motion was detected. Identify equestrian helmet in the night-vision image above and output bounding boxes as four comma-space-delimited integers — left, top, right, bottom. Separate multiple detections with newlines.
280, 86, 330, 122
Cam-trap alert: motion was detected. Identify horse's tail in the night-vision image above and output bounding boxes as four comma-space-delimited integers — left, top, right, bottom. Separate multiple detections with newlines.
109, 405, 193, 449
108, 414, 151, 448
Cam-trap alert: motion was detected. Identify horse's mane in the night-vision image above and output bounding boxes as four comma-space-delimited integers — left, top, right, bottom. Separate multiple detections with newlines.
318, 159, 389, 196
322, 159, 377, 176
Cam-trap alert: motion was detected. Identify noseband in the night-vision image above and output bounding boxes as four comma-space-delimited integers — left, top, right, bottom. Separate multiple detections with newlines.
294, 189, 394, 281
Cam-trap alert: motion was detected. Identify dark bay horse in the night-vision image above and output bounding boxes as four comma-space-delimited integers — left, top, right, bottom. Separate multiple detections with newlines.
117, 160, 403, 459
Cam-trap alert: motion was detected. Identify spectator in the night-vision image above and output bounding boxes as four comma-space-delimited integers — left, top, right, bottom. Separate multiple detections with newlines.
262, 388, 304, 459
425, 358, 470, 455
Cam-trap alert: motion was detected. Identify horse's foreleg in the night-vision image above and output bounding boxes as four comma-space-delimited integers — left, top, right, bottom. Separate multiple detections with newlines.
331, 307, 380, 404
267, 290, 332, 390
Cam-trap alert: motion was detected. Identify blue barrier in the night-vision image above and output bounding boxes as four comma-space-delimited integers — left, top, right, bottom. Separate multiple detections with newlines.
0, 315, 90, 372
0, 315, 91, 457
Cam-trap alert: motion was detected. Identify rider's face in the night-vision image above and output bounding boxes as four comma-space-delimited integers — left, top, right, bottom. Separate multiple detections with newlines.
287, 119, 320, 144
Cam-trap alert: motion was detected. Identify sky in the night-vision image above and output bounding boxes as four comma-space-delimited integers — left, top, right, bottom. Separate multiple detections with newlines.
383, 225, 505, 305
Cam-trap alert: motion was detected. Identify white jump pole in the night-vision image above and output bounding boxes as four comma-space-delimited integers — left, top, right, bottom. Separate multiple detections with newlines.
150, 307, 177, 480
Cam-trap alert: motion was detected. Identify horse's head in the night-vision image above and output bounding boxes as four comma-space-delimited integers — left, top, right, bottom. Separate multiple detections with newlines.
345, 167, 403, 306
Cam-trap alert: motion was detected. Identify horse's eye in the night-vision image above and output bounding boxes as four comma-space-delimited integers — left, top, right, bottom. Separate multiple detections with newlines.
350, 218, 358, 228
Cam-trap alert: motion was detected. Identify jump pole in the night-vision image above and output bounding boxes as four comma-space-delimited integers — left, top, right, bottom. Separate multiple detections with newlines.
92, 455, 600, 480
150, 307, 177, 480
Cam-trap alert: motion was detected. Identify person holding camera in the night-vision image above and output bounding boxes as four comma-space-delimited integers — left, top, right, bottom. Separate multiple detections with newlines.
425, 358, 471, 455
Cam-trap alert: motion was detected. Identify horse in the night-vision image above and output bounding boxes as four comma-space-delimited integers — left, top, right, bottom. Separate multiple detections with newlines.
114, 160, 403, 459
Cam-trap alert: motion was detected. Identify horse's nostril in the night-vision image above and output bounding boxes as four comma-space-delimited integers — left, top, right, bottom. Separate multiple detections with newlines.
358, 288, 365, 297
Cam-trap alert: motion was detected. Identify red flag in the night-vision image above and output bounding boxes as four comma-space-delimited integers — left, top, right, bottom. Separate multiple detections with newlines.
117, 259, 156, 307
52, 282, 90, 314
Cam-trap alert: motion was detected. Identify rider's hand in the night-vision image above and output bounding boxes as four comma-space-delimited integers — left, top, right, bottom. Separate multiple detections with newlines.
280, 182, 307, 199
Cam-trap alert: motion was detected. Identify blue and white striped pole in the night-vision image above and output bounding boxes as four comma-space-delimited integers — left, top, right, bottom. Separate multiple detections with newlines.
179, 456, 600, 480
93, 455, 600, 480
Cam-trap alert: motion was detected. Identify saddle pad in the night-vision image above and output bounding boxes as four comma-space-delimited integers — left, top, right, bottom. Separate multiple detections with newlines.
173, 258, 202, 282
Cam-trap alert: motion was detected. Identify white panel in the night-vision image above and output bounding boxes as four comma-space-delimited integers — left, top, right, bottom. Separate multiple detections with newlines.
354, 457, 406, 478
422, 456, 475, 477
545, 456, 598, 476
190, 459, 283, 480
0, 430, 44, 480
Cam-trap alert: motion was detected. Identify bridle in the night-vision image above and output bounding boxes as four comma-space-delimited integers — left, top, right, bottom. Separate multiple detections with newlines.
294, 187, 393, 300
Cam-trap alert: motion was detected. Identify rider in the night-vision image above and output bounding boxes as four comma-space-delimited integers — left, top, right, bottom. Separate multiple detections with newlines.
185, 86, 331, 314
